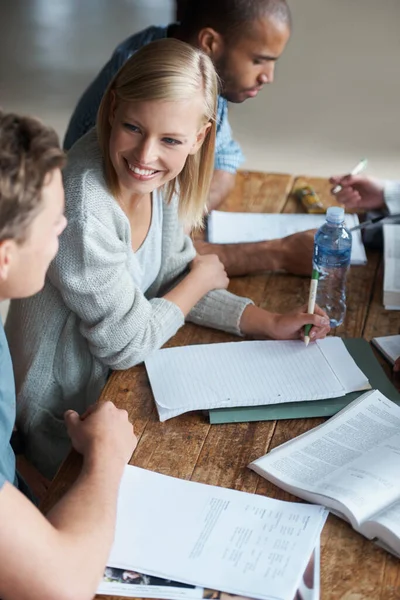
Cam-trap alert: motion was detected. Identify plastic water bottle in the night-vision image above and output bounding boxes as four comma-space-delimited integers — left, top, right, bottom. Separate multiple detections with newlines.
313, 207, 352, 327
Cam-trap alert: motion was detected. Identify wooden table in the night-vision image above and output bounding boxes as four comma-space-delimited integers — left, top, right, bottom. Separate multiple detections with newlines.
41, 172, 400, 600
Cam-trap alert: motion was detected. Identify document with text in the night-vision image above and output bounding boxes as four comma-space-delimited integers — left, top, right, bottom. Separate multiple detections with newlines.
145, 337, 369, 421
250, 389, 400, 557
99, 538, 319, 599
106, 466, 327, 600
207, 211, 367, 265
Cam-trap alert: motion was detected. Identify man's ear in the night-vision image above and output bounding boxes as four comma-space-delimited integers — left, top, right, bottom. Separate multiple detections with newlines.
0, 239, 14, 282
108, 90, 117, 128
197, 27, 224, 60
189, 122, 213, 155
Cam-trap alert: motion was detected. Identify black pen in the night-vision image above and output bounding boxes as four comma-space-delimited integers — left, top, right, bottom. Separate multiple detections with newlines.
350, 213, 400, 232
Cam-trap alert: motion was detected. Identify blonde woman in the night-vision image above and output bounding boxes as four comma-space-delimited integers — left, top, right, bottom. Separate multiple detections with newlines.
6, 39, 329, 479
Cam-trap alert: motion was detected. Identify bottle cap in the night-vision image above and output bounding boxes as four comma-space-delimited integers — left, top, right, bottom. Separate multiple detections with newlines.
326, 206, 345, 224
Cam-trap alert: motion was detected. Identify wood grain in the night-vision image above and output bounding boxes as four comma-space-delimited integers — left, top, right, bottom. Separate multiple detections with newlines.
40, 171, 400, 600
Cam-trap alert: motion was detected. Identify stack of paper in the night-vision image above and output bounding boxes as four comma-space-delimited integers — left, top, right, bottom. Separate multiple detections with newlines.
145, 338, 370, 421
383, 224, 400, 309
102, 466, 327, 600
99, 541, 320, 599
207, 211, 367, 265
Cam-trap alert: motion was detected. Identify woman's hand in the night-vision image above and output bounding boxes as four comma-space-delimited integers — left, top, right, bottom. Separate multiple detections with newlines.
164, 253, 229, 317
268, 304, 330, 341
189, 254, 229, 293
239, 304, 330, 341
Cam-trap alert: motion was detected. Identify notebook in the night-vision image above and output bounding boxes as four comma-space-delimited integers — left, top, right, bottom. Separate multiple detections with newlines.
145, 337, 369, 422
209, 338, 400, 424
207, 211, 367, 265
383, 224, 400, 309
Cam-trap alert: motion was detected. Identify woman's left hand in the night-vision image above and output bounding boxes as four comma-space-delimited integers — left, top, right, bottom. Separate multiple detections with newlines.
269, 304, 330, 341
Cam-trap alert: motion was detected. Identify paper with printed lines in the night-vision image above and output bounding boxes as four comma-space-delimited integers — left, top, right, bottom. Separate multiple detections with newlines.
145, 337, 369, 421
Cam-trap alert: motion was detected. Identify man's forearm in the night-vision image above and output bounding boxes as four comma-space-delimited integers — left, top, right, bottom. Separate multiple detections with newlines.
207, 170, 236, 211
195, 238, 283, 276
195, 229, 314, 277
44, 454, 126, 597
0, 454, 126, 600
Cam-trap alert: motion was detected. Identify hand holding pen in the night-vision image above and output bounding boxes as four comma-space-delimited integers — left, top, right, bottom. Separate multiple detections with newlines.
330, 161, 387, 212
304, 268, 320, 346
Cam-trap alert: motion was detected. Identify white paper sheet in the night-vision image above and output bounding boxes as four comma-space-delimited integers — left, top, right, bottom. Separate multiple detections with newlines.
383, 224, 400, 309
99, 540, 320, 600
106, 466, 327, 600
145, 338, 369, 421
207, 211, 367, 265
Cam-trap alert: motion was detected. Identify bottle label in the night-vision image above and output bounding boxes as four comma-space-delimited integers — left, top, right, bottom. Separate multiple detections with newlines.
313, 245, 351, 269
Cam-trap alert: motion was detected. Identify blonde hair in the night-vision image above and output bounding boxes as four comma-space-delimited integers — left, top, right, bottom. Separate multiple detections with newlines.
97, 38, 218, 229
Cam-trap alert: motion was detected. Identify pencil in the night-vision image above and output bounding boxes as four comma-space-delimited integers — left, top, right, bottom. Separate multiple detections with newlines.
304, 268, 319, 347
332, 158, 368, 194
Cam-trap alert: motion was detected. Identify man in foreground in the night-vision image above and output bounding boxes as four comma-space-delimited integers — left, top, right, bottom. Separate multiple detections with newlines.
0, 110, 137, 600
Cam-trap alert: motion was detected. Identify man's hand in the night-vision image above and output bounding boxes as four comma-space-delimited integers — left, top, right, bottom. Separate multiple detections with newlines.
278, 229, 315, 276
329, 175, 385, 210
65, 402, 137, 465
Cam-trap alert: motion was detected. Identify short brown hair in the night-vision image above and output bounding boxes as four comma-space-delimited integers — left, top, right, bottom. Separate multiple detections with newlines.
0, 110, 65, 243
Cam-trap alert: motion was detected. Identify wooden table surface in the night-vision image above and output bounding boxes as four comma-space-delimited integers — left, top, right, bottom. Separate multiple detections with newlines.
41, 172, 400, 600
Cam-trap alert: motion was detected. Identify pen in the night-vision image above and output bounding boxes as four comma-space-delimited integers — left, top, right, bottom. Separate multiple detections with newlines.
332, 158, 368, 194
350, 212, 400, 232
304, 268, 319, 347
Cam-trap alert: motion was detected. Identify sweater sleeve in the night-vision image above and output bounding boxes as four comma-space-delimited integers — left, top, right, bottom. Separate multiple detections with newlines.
187, 289, 253, 336
47, 215, 185, 369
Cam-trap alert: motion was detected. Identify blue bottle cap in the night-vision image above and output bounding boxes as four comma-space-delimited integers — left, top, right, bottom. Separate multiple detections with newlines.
326, 206, 345, 224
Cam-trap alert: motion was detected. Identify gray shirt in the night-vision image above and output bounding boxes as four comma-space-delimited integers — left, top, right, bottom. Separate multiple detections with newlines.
6, 129, 252, 478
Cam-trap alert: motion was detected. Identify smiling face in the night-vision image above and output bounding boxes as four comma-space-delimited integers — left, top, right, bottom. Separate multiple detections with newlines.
108, 97, 211, 200
214, 16, 290, 103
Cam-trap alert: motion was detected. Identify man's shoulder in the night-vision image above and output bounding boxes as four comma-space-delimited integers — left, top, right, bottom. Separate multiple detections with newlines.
114, 24, 171, 57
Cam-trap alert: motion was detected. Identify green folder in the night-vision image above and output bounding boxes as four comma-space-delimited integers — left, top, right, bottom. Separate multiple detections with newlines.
208, 338, 400, 424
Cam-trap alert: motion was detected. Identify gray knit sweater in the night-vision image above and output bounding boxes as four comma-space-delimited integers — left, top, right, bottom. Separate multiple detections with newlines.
6, 129, 252, 478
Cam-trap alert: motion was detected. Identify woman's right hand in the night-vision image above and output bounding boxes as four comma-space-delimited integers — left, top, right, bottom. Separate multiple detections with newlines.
189, 253, 229, 292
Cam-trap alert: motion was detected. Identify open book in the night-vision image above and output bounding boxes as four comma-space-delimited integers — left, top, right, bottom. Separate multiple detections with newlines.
383, 224, 400, 309
372, 335, 400, 366
145, 337, 369, 421
250, 389, 400, 557
207, 211, 367, 265
105, 466, 327, 600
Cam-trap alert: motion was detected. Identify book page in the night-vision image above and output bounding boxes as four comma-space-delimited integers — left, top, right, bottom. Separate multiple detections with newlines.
383, 225, 400, 309
372, 335, 400, 365
207, 211, 367, 265
250, 390, 400, 526
106, 466, 327, 600
145, 339, 368, 421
